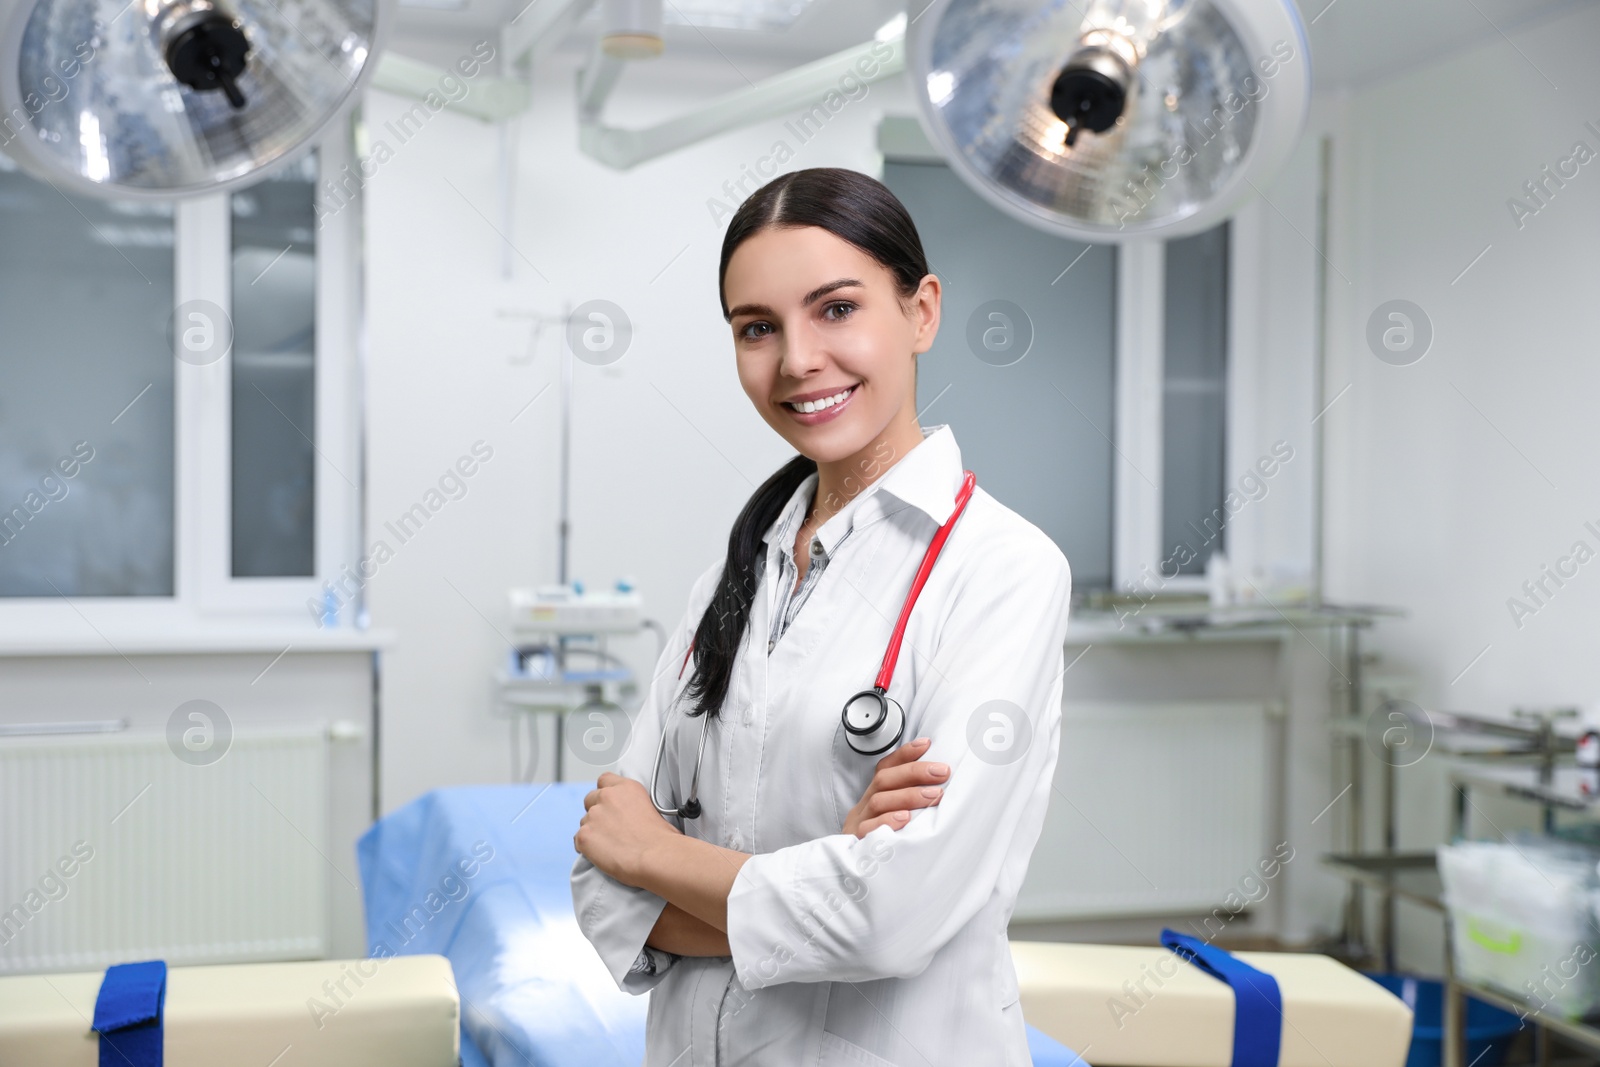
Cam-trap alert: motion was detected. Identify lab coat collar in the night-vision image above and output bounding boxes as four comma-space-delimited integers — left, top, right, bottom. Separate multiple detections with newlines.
761, 424, 964, 558
876, 423, 964, 528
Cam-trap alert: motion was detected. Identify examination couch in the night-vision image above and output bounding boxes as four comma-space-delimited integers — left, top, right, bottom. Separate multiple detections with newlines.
0, 783, 1410, 1066
355, 783, 1408, 1067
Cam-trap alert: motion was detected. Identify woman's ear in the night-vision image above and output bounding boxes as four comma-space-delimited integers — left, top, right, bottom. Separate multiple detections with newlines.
911, 273, 941, 354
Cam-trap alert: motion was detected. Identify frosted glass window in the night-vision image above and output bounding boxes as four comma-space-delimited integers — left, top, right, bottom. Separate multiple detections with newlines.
230, 153, 317, 578
0, 160, 176, 597
1161, 222, 1229, 575
884, 162, 1117, 590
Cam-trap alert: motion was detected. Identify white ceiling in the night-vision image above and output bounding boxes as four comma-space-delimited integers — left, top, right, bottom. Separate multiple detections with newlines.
1293, 0, 1595, 88
390, 0, 905, 66
389, 0, 1598, 90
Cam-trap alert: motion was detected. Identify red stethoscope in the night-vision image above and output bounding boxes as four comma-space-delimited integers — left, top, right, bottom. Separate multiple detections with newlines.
652, 470, 977, 820
841, 467, 978, 755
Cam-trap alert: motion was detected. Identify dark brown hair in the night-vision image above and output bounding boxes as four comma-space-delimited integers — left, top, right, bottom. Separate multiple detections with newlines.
684, 167, 930, 719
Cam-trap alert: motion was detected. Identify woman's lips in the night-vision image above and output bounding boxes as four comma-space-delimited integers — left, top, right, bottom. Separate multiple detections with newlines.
781, 384, 858, 426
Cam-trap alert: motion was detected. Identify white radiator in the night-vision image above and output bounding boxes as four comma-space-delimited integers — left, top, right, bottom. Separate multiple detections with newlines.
0, 726, 330, 975
1016, 700, 1274, 921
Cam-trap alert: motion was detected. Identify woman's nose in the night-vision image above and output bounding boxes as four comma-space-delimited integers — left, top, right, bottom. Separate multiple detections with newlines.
778, 325, 827, 377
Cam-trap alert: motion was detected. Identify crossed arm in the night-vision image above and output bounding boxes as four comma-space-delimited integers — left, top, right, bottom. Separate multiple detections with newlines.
573, 736, 949, 958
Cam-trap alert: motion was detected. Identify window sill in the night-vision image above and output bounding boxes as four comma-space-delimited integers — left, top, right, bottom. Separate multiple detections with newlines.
0, 625, 396, 658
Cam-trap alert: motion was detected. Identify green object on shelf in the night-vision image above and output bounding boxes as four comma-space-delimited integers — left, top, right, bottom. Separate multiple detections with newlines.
1464, 920, 1522, 955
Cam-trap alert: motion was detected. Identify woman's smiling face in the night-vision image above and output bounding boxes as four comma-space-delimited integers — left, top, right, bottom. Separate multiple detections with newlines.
724, 224, 939, 465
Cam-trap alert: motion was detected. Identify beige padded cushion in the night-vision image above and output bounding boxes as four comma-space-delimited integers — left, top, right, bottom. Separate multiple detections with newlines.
1011, 941, 1413, 1067
0, 955, 459, 1067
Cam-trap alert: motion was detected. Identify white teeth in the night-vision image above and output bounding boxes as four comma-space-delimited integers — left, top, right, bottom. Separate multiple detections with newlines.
789, 386, 853, 414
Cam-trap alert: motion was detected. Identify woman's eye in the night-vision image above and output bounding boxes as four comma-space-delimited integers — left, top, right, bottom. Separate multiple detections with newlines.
822, 301, 856, 321
739, 321, 773, 341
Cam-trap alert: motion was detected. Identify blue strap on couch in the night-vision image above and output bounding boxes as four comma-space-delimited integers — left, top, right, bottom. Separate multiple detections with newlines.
93, 960, 167, 1067
1160, 929, 1282, 1067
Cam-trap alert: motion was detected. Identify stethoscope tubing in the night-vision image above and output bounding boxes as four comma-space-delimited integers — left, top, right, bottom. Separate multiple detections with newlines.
651, 645, 708, 820
870, 469, 976, 692
650, 468, 977, 818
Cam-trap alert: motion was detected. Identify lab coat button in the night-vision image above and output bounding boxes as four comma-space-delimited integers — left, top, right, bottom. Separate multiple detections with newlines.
811, 538, 823, 555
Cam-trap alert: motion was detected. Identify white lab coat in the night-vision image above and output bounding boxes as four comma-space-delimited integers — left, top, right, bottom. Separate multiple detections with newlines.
571, 423, 1073, 1067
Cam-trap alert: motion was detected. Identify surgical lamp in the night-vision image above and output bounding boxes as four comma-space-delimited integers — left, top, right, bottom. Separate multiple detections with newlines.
906, 0, 1312, 241
0, 0, 391, 199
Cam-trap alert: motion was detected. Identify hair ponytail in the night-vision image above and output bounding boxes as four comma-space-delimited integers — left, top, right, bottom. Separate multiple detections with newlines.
685, 167, 930, 719
683, 454, 815, 718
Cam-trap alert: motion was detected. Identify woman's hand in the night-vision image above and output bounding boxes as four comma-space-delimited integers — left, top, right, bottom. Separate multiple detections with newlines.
842, 737, 950, 838
575, 772, 681, 887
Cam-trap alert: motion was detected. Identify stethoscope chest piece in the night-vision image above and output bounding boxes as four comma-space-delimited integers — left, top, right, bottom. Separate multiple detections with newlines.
842, 687, 905, 756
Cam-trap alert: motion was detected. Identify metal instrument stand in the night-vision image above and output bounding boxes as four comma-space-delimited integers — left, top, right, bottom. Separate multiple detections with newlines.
1325, 708, 1590, 1067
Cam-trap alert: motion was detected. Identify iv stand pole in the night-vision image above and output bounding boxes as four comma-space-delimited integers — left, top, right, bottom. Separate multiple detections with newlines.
553, 301, 573, 779
558, 299, 572, 587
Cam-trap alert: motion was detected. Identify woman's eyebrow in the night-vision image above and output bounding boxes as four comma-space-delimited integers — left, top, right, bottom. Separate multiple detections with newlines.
727, 278, 865, 321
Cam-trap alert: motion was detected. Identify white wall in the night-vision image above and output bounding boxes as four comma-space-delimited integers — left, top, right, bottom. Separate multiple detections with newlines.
1319, 3, 1600, 968
1325, 3, 1600, 713
362, 41, 916, 810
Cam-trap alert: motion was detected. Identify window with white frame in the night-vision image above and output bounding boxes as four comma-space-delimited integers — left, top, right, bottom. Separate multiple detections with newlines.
0, 128, 361, 627
882, 129, 1232, 598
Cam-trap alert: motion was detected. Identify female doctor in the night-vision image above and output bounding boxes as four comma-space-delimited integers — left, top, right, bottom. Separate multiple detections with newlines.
571, 167, 1073, 1066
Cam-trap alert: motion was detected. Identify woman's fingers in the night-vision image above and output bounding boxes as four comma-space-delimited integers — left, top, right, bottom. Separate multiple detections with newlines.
874, 736, 932, 773
584, 773, 620, 809
856, 811, 910, 836
871, 758, 950, 796
861, 784, 944, 820
856, 804, 942, 836
841, 740, 949, 838
583, 771, 637, 811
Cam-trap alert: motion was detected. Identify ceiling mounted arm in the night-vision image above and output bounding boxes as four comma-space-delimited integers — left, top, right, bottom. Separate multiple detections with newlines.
577, 46, 626, 122
504, 0, 601, 72
372, 50, 532, 122
578, 27, 904, 170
